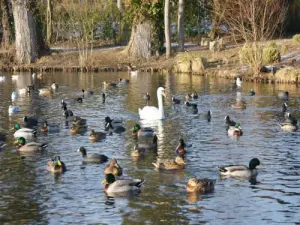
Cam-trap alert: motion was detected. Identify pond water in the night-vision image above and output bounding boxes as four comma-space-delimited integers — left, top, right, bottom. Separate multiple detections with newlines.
0, 71, 299, 225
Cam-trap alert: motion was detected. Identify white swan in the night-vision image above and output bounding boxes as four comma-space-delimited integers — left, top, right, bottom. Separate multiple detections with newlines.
139, 87, 166, 120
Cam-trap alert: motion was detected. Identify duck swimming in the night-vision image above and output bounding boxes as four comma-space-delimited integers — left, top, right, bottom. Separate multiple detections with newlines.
227, 123, 243, 136
186, 178, 215, 193
218, 158, 261, 178
89, 129, 106, 142
152, 156, 185, 170
101, 173, 145, 194
47, 156, 66, 173
13, 122, 36, 140
132, 124, 154, 138
104, 159, 123, 176
172, 97, 181, 104
250, 89, 255, 96
14, 137, 47, 152
77, 147, 108, 163
40, 121, 60, 133
24, 116, 38, 128
175, 139, 187, 158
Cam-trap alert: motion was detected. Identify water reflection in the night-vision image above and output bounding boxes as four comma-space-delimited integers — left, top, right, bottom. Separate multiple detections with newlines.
0, 71, 299, 224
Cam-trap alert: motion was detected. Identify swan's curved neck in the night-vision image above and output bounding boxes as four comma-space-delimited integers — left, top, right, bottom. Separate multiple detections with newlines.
157, 90, 164, 118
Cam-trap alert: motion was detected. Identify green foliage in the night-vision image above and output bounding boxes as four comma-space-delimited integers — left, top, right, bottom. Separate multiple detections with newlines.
293, 34, 300, 44
262, 41, 280, 64
280, 44, 288, 55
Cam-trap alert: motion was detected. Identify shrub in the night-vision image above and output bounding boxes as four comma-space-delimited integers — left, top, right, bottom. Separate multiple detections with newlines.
280, 44, 288, 55
262, 41, 280, 64
239, 43, 263, 75
175, 52, 206, 74
293, 34, 300, 44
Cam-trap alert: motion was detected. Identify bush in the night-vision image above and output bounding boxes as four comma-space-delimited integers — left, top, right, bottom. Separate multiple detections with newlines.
262, 41, 280, 64
293, 34, 300, 44
239, 43, 263, 75
175, 52, 207, 74
280, 44, 288, 55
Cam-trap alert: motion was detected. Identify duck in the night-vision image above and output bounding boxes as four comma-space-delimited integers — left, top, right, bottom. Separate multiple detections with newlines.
61, 100, 67, 109
236, 76, 242, 87
206, 110, 212, 122
175, 139, 187, 158
9, 105, 20, 114
250, 89, 255, 96
139, 87, 166, 120
143, 93, 150, 101
172, 97, 181, 104
39, 88, 52, 96
18, 87, 30, 95
51, 82, 58, 90
185, 93, 192, 102
101, 173, 145, 194
104, 159, 123, 176
104, 116, 123, 127
132, 124, 154, 138
227, 123, 243, 136
40, 121, 60, 133
13, 122, 36, 140
152, 156, 185, 170
62, 106, 73, 117
191, 92, 198, 99
72, 117, 87, 126
279, 112, 298, 132
70, 124, 87, 135
103, 81, 117, 87
89, 129, 106, 142
14, 137, 47, 152
47, 156, 66, 173
185, 101, 197, 108
278, 90, 289, 100
231, 101, 246, 109
218, 158, 261, 178
186, 178, 215, 193
24, 116, 38, 128
105, 122, 125, 133
11, 91, 18, 101
224, 116, 237, 130
0, 76, 5, 82
283, 112, 297, 125
75, 97, 83, 103
77, 146, 108, 163
134, 135, 158, 152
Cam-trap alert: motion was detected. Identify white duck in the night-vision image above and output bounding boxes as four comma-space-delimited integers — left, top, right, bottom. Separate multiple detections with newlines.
139, 87, 166, 120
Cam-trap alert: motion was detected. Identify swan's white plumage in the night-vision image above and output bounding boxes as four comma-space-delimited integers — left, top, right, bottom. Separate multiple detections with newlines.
139, 87, 165, 120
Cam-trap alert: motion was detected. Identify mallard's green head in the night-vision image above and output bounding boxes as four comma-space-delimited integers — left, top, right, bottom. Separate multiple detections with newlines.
14, 123, 21, 131
249, 158, 260, 170
133, 124, 141, 132
106, 173, 116, 184
14, 137, 26, 146
235, 123, 242, 129
53, 156, 62, 166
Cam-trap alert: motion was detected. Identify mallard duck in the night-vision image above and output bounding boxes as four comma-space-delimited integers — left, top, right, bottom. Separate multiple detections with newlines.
40, 121, 60, 133
250, 89, 255, 96
232, 101, 246, 109
175, 139, 187, 157
13, 122, 36, 140
77, 147, 108, 163
89, 129, 106, 142
218, 158, 261, 178
132, 124, 154, 138
224, 116, 237, 130
186, 178, 215, 193
278, 90, 289, 100
127, 63, 139, 76
152, 156, 185, 170
101, 173, 145, 194
103, 81, 117, 87
9, 105, 20, 114
38, 88, 52, 96
51, 82, 58, 90
172, 97, 181, 104
227, 123, 243, 136
47, 156, 66, 173
14, 137, 47, 152
24, 116, 38, 128
104, 159, 123, 176
70, 124, 87, 135
133, 135, 158, 153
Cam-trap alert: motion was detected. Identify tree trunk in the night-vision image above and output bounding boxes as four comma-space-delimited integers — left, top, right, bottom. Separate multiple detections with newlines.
177, 0, 184, 52
46, 0, 53, 43
123, 20, 152, 59
0, 0, 10, 48
11, 0, 39, 64
117, 0, 122, 12
164, 0, 171, 58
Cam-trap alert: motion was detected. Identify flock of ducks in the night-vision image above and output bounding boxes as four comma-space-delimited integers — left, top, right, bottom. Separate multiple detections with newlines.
1, 74, 298, 197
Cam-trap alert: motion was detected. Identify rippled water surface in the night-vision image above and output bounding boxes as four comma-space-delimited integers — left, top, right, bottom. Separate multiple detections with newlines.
0, 72, 299, 225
